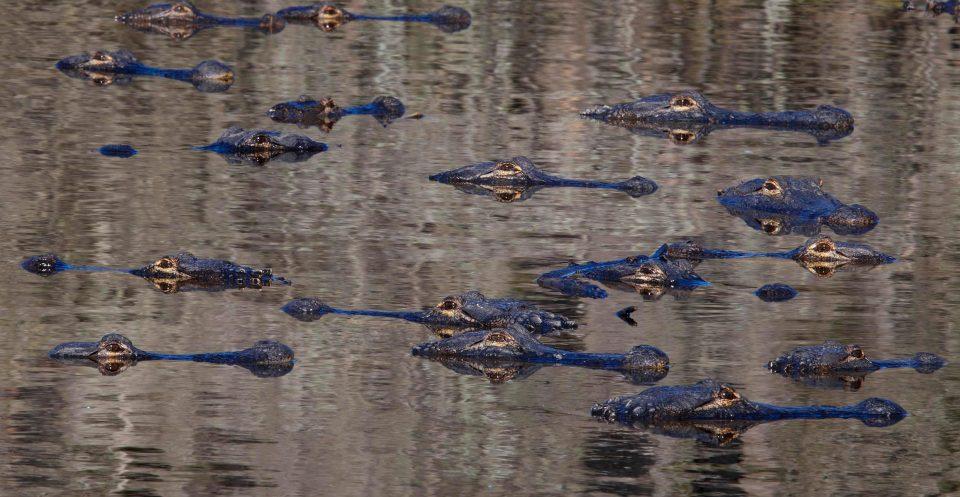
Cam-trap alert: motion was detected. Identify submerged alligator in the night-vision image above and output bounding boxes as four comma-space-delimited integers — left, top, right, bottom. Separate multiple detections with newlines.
429, 157, 658, 203
99, 144, 138, 158
276, 4, 471, 33
663, 235, 895, 277
581, 90, 854, 144
411, 325, 669, 384
592, 379, 907, 432
767, 341, 946, 389
56, 49, 234, 92
50, 333, 294, 377
21, 253, 289, 293
282, 291, 576, 335
755, 283, 798, 302
196, 127, 328, 165
717, 176, 879, 236
267, 95, 406, 132
536, 245, 708, 299
116, 2, 286, 40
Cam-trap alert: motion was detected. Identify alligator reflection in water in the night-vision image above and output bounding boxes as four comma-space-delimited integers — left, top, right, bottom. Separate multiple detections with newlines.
717, 176, 880, 236
282, 291, 576, 336
537, 245, 709, 299
116, 2, 286, 40
55, 49, 234, 92
592, 380, 908, 445
196, 127, 328, 166
21, 252, 290, 293
267, 95, 406, 132
581, 90, 854, 144
767, 341, 946, 390
277, 4, 471, 33
430, 156, 658, 203
411, 326, 670, 384
49, 333, 295, 377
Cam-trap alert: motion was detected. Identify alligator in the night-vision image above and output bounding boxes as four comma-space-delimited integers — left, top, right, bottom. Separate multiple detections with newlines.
196, 127, 328, 166
592, 379, 907, 431
903, 0, 959, 19
267, 95, 406, 132
49, 333, 294, 377
429, 156, 658, 203
276, 4, 471, 33
282, 291, 576, 335
116, 2, 286, 40
717, 177, 879, 236
754, 283, 798, 302
411, 325, 669, 384
21, 253, 289, 293
99, 144, 138, 158
768, 341, 946, 388
56, 50, 234, 93
536, 245, 709, 299
581, 90, 854, 145
661, 235, 895, 278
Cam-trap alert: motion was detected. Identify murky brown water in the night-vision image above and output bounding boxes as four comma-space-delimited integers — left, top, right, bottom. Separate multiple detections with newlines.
1, 1, 959, 495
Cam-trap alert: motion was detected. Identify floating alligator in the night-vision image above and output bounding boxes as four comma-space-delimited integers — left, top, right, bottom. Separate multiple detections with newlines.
267, 95, 406, 132
49, 333, 294, 377
282, 291, 576, 336
903, 0, 959, 19
411, 326, 669, 384
429, 156, 658, 203
116, 2, 286, 40
767, 341, 946, 389
196, 127, 328, 166
662, 235, 895, 278
536, 245, 708, 299
755, 283, 798, 302
592, 379, 907, 431
21, 253, 289, 293
717, 176, 879, 236
56, 49, 234, 92
581, 90, 854, 144
276, 4, 471, 33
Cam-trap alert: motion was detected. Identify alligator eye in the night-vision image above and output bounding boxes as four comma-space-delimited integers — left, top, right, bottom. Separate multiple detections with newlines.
639, 266, 654, 275
849, 347, 864, 359
321, 6, 340, 15
104, 342, 125, 353
760, 179, 782, 195
172, 3, 189, 13
157, 258, 176, 269
92, 52, 109, 62
670, 96, 698, 109
669, 129, 695, 144
439, 299, 459, 311
814, 242, 833, 253
813, 266, 834, 277
759, 219, 782, 234
717, 386, 739, 400
494, 162, 522, 173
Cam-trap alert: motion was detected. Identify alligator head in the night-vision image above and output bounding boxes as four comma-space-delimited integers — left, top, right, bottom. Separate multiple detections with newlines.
116, 2, 285, 39
582, 90, 854, 144
592, 379, 907, 427
769, 341, 946, 375
411, 326, 669, 383
266, 95, 342, 131
198, 127, 328, 165
790, 236, 895, 276
718, 177, 879, 236
127, 252, 284, 292
55, 50, 139, 86
21, 254, 68, 276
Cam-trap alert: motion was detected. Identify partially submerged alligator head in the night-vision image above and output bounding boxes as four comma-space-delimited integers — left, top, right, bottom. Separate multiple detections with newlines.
592, 379, 907, 428
411, 325, 669, 384
276, 4, 471, 33
662, 235, 895, 278
196, 127, 328, 165
49, 333, 294, 377
282, 291, 576, 336
56, 49, 234, 92
116, 1, 286, 40
581, 90, 854, 144
267, 95, 406, 132
717, 176, 879, 236
21, 252, 290, 293
536, 245, 709, 299
429, 156, 657, 203
767, 341, 946, 389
